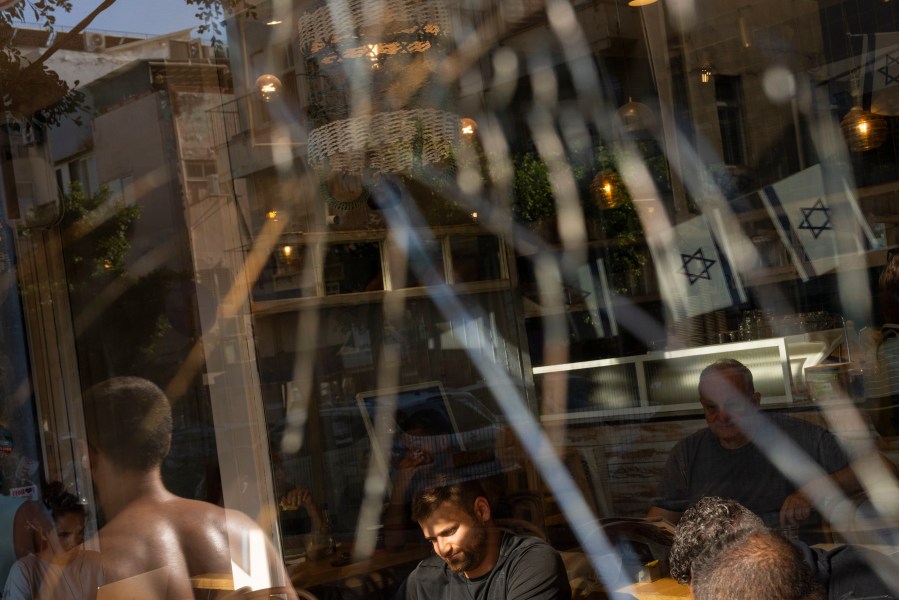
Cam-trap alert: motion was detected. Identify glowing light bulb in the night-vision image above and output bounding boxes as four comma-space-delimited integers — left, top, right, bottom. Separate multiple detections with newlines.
255, 74, 282, 102
460, 117, 478, 140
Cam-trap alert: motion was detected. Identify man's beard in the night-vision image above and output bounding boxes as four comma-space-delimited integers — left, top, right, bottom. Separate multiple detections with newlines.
446, 522, 488, 574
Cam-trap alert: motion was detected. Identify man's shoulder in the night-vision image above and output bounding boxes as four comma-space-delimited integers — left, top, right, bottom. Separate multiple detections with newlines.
501, 533, 557, 555
766, 413, 830, 439
499, 534, 566, 572
498, 534, 571, 598
96, 497, 230, 555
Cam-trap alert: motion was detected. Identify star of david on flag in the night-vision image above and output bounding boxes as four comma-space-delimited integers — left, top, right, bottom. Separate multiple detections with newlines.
653, 213, 746, 320
760, 164, 874, 280
797, 199, 831, 240
680, 248, 717, 284
860, 32, 899, 114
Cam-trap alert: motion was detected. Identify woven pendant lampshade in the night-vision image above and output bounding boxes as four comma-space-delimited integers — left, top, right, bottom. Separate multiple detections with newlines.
616, 99, 656, 134
299, 0, 459, 210
840, 106, 888, 152
840, 63, 889, 153
591, 170, 627, 210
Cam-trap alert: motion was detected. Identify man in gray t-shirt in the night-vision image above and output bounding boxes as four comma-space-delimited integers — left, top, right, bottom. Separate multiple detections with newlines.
647, 359, 862, 530
394, 477, 570, 600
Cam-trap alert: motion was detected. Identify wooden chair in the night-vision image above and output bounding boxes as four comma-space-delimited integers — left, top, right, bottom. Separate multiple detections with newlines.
544, 447, 609, 528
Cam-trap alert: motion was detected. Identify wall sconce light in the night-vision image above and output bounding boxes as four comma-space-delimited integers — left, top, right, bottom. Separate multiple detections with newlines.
281, 245, 294, 262
255, 74, 282, 102
700, 66, 714, 84
460, 117, 478, 140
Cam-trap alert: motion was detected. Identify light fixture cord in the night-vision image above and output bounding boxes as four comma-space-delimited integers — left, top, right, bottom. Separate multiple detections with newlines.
849, 66, 861, 106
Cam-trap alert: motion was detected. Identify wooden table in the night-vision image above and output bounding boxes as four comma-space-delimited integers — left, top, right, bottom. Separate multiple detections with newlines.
289, 544, 430, 590
191, 572, 235, 591
617, 577, 691, 599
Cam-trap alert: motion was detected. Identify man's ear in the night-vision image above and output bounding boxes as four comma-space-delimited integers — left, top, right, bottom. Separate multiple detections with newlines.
473, 496, 491, 523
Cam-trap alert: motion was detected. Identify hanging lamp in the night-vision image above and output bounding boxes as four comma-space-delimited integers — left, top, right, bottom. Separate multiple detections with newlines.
840, 67, 888, 152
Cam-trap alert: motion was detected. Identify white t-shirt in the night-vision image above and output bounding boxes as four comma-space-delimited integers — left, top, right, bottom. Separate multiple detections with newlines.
3, 552, 103, 600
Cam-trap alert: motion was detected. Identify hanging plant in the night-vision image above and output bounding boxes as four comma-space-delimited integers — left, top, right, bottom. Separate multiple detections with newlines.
511, 151, 556, 223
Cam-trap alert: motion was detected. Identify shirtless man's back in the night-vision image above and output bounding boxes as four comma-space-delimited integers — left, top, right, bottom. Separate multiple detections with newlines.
84, 377, 296, 600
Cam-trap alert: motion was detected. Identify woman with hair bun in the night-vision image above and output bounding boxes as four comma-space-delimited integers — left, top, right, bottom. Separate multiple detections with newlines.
2, 482, 101, 600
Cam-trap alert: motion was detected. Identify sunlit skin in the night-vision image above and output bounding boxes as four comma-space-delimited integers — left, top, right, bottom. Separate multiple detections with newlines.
419, 497, 501, 579
697, 370, 761, 450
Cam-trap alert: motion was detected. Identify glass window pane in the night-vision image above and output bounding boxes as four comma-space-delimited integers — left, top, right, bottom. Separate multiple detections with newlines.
450, 235, 501, 282
324, 242, 383, 294
395, 237, 445, 288
254, 244, 315, 300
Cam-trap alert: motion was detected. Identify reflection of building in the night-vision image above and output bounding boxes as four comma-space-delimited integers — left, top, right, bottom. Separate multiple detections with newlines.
10, 34, 233, 506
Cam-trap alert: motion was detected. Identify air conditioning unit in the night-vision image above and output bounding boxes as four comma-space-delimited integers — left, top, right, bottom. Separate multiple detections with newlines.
169, 40, 189, 60
4, 116, 38, 146
84, 32, 105, 51
206, 174, 221, 196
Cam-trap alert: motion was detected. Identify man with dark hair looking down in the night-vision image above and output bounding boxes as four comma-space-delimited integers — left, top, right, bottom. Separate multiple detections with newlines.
82, 376, 297, 600
394, 476, 570, 599
646, 358, 886, 535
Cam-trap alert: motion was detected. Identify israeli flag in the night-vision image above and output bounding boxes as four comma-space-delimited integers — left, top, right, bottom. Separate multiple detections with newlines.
760, 164, 874, 280
861, 32, 899, 114
655, 212, 745, 320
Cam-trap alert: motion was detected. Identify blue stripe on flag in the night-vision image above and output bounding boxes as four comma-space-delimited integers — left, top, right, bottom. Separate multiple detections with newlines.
710, 233, 741, 307
762, 184, 815, 276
